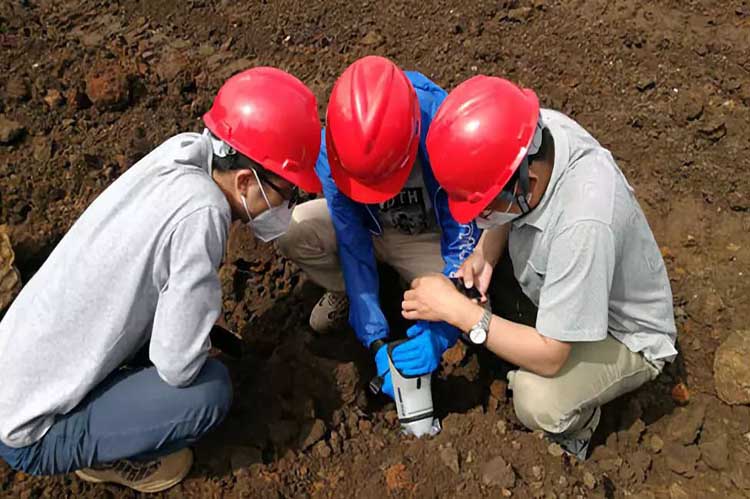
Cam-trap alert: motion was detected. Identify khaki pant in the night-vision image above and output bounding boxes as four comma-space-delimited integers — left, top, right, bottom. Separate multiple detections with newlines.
508, 335, 662, 437
277, 199, 444, 292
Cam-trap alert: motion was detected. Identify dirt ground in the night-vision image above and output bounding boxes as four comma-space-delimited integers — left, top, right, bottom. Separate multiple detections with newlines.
1, 0, 750, 497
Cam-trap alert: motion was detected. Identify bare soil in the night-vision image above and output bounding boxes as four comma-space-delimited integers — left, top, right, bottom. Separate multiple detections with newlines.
1, 0, 750, 497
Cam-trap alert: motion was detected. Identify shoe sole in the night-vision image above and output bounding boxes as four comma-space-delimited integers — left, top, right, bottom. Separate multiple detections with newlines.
74, 451, 193, 494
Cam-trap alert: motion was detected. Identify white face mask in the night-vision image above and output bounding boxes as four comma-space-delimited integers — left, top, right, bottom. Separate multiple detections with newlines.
240, 170, 293, 243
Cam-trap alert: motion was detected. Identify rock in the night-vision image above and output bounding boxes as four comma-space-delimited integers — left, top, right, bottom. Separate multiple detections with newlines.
699, 434, 729, 470
0, 228, 22, 312
714, 330, 750, 404
229, 446, 262, 475
547, 443, 565, 457
361, 31, 383, 46
583, 471, 596, 490
664, 443, 700, 477
490, 379, 508, 402
384, 410, 399, 426
85, 65, 130, 110
649, 434, 664, 453
334, 362, 359, 404
439, 446, 460, 474
669, 483, 690, 499
531, 465, 544, 481
65, 87, 91, 109
298, 418, 326, 450
496, 419, 507, 434
384, 463, 413, 492
43, 89, 64, 108
671, 383, 690, 405
443, 341, 466, 366
312, 440, 331, 459
5, 78, 30, 101
666, 404, 705, 445
481, 456, 515, 488
0, 115, 25, 144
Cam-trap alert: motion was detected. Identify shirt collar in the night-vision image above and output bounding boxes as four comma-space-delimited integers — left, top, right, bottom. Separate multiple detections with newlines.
513, 117, 570, 231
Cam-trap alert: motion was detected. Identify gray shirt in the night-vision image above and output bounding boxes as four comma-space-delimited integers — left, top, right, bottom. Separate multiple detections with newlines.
508, 110, 677, 363
0, 132, 230, 448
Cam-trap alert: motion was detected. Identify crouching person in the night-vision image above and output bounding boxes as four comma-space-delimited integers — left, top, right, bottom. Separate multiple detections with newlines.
0, 67, 322, 492
401, 75, 677, 459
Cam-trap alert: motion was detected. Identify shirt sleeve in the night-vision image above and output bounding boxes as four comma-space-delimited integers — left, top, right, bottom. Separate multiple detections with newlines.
535, 221, 615, 342
150, 207, 227, 387
315, 131, 388, 349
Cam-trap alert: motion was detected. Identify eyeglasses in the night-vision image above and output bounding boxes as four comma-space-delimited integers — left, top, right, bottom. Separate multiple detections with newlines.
253, 168, 300, 209
479, 182, 517, 218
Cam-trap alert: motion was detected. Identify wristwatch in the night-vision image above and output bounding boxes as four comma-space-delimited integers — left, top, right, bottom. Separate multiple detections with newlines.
468, 307, 492, 345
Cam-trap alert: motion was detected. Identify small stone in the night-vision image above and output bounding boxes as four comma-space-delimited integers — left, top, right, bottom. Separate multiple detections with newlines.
699, 434, 729, 470
511, 440, 521, 450
298, 418, 326, 450
312, 440, 331, 459
671, 383, 690, 405
496, 420, 507, 434
384, 463, 413, 492
0, 229, 22, 312
481, 456, 516, 489
665, 443, 701, 477
531, 465, 544, 481
5, 78, 30, 101
0, 115, 25, 144
501, 489, 513, 497
384, 410, 399, 426
329, 430, 342, 454
361, 31, 383, 46
358, 419, 372, 434
440, 446, 460, 474
43, 89, 64, 108
669, 483, 690, 499
667, 404, 705, 445
714, 330, 750, 404
558, 476, 568, 487
583, 472, 596, 490
548, 443, 565, 457
85, 65, 130, 110
466, 450, 474, 464
649, 434, 664, 453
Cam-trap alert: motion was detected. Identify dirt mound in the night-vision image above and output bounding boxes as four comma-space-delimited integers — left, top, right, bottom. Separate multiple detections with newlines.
2, 0, 750, 497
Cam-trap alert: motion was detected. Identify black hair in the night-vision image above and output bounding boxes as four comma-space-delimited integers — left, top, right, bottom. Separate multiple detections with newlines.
208, 131, 285, 184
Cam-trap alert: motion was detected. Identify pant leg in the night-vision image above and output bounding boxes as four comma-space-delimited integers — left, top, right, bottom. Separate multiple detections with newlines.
374, 227, 445, 283
0, 359, 232, 476
508, 335, 661, 437
277, 199, 346, 292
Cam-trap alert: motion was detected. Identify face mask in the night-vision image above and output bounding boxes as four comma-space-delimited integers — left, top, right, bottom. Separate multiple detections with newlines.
475, 183, 533, 229
240, 170, 294, 242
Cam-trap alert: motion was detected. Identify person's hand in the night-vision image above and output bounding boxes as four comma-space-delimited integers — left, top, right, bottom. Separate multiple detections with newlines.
454, 250, 494, 302
390, 322, 460, 376
402, 273, 475, 326
373, 344, 394, 399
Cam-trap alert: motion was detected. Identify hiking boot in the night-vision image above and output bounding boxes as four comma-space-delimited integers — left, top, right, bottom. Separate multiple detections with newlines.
74, 448, 193, 493
548, 406, 601, 461
309, 291, 349, 334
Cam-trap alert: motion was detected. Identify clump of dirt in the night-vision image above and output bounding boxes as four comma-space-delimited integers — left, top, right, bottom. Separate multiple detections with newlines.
2, 0, 750, 497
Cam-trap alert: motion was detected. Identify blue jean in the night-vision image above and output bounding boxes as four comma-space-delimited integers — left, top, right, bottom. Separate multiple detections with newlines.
0, 359, 232, 475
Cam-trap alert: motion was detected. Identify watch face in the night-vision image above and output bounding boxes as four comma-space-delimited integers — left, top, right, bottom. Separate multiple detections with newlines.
469, 327, 487, 345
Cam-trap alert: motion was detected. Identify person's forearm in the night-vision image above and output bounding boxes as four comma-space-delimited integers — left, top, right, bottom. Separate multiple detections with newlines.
477, 224, 510, 266
452, 302, 569, 377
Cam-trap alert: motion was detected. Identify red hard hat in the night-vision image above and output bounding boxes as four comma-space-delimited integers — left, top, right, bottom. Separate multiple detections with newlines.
326, 56, 420, 203
426, 76, 539, 223
203, 67, 322, 193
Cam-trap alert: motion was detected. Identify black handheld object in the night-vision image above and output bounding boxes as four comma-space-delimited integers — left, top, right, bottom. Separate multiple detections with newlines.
449, 276, 482, 300
209, 324, 243, 359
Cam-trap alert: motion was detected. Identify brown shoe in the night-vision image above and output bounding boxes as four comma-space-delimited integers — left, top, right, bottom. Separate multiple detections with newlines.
74, 448, 193, 493
309, 291, 349, 334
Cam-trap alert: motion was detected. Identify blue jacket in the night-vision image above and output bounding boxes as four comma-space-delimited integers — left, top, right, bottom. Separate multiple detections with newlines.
315, 71, 481, 348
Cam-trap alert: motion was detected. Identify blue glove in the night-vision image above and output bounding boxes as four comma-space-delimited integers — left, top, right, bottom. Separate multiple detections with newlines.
390, 321, 460, 376
374, 343, 394, 399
